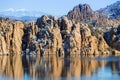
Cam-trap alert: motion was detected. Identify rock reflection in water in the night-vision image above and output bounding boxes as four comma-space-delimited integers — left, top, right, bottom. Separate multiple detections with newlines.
0, 55, 120, 79
23, 55, 64, 79
0, 55, 23, 78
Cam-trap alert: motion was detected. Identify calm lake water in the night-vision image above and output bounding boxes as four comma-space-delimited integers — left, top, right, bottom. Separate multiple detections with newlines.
0, 55, 120, 80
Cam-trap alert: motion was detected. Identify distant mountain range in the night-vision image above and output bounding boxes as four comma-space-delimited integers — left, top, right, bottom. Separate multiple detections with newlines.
0, 9, 47, 21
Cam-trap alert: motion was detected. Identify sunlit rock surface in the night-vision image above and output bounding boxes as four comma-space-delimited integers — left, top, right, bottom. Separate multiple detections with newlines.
59, 16, 81, 54
0, 16, 116, 55
0, 18, 24, 54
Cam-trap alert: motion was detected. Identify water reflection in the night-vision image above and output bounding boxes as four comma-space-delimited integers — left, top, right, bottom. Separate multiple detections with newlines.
0, 55, 120, 80
0, 55, 23, 79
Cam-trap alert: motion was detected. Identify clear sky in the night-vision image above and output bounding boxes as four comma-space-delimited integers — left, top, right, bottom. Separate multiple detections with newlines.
0, 0, 119, 16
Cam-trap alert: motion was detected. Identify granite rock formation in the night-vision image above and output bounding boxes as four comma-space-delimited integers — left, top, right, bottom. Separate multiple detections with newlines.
23, 15, 64, 55
67, 2, 120, 26
0, 18, 24, 54
58, 16, 81, 55
0, 16, 114, 55
67, 4, 99, 22
59, 16, 110, 55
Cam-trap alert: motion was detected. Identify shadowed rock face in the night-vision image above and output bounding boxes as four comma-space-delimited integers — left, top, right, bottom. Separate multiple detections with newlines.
104, 25, 120, 51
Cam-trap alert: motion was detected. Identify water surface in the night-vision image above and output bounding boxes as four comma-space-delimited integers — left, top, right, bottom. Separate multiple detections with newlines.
0, 55, 120, 80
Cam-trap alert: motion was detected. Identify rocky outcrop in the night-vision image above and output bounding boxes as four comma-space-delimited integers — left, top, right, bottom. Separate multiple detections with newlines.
58, 17, 110, 55
0, 19, 24, 54
80, 25, 98, 54
24, 15, 64, 55
67, 2, 120, 26
80, 24, 109, 55
0, 16, 112, 55
11, 21, 24, 54
59, 16, 81, 55
67, 4, 98, 22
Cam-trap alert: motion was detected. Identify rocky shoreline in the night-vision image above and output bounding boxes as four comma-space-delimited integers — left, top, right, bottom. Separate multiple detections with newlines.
0, 15, 120, 56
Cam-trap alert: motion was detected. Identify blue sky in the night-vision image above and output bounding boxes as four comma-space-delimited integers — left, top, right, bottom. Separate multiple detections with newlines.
0, 0, 119, 16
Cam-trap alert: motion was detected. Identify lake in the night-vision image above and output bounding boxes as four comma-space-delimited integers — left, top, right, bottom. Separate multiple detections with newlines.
0, 54, 120, 80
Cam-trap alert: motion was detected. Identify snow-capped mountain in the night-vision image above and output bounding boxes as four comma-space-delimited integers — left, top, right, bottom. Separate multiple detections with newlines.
0, 8, 47, 21
97, 1, 120, 19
